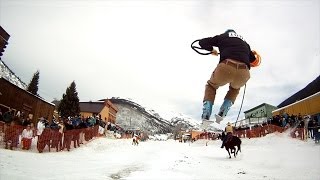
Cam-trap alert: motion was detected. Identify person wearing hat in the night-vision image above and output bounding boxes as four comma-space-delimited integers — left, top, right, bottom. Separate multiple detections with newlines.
221, 122, 234, 148
198, 29, 257, 124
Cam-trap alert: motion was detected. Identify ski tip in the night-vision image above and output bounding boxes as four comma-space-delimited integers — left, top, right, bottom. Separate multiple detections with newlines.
214, 114, 223, 124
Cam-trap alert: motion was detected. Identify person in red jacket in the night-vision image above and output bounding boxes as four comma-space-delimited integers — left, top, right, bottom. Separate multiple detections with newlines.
198, 29, 256, 123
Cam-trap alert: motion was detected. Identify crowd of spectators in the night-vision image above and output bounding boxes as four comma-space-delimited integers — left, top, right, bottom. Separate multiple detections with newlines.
232, 113, 320, 141
269, 113, 319, 139
0, 107, 129, 152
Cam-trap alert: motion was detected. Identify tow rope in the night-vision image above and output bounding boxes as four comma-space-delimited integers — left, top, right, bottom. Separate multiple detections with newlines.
191, 39, 220, 55
234, 84, 246, 127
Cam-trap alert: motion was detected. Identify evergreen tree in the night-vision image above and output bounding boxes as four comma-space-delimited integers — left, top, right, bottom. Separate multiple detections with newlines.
27, 70, 40, 96
58, 81, 80, 118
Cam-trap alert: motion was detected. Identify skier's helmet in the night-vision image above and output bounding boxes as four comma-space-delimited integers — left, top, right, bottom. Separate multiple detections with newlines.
225, 29, 236, 34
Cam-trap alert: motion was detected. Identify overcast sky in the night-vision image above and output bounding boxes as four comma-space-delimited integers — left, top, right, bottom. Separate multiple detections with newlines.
0, 0, 319, 121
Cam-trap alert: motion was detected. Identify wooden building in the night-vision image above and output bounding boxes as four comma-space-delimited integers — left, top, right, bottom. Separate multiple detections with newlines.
244, 103, 278, 119
79, 100, 118, 123
272, 91, 320, 117
232, 103, 277, 127
0, 78, 55, 124
0, 26, 10, 58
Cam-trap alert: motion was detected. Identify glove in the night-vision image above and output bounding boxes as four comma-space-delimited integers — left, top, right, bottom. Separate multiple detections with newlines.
211, 49, 219, 56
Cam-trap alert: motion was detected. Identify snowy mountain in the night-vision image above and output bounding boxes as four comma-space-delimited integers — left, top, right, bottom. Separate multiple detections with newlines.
108, 97, 174, 134
108, 97, 202, 134
107, 97, 229, 133
0, 60, 27, 89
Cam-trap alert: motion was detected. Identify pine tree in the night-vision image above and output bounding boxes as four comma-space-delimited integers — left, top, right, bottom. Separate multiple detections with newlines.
27, 70, 40, 96
58, 81, 80, 118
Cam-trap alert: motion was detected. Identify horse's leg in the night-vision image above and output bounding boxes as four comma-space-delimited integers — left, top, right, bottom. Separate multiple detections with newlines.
226, 148, 231, 158
237, 144, 241, 154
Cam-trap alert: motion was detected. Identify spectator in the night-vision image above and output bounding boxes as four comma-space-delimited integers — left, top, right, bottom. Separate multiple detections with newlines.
303, 115, 310, 140
50, 118, 60, 130
21, 124, 33, 150
3, 109, 13, 124
299, 118, 304, 128
16, 111, 21, 118
22, 117, 32, 127
281, 117, 287, 127
79, 117, 87, 144
308, 119, 316, 139
62, 119, 73, 151
4, 121, 20, 150
37, 118, 45, 136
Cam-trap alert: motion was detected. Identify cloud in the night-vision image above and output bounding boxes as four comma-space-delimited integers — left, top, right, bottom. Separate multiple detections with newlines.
0, 0, 319, 123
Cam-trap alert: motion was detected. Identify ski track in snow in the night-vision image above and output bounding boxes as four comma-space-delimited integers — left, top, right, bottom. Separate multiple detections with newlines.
0, 133, 319, 180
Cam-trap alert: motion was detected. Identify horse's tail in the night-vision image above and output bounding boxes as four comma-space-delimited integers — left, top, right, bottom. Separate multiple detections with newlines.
238, 137, 242, 152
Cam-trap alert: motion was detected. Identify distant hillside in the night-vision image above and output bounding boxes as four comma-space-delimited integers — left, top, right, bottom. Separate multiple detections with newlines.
278, 75, 320, 108
108, 97, 175, 135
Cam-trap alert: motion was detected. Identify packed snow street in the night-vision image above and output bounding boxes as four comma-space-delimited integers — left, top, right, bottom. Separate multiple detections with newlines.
0, 133, 319, 180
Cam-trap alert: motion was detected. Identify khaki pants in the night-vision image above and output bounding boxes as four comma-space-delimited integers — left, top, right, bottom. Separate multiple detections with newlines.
204, 59, 250, 103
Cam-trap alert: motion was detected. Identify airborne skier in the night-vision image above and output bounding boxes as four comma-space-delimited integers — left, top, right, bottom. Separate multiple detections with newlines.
194, 29, 260, 125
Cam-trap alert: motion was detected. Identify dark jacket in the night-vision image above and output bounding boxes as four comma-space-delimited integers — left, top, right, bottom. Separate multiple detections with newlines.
199, 31, 256, 68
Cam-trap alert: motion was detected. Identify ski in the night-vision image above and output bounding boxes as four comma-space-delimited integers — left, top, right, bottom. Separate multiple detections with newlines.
215, 114, 224, 124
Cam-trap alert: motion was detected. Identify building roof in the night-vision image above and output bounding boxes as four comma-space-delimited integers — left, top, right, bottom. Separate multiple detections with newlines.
272, 91, 320, 113
278, 75, 320, 108
0, 26, 10, 58
79, 101, 105, 114
244, 103, 277, 113
0, 77, 55, 106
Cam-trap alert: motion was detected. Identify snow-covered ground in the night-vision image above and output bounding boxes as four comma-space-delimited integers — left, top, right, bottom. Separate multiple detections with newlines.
0, 133, 319, 180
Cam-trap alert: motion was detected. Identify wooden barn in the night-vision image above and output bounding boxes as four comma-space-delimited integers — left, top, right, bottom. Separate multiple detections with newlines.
79, 100, 118, 123
0, 77, 55, 124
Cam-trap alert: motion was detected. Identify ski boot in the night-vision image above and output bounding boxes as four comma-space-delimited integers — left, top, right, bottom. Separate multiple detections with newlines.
201, 101, 214, 129
215, 99, 233, 124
